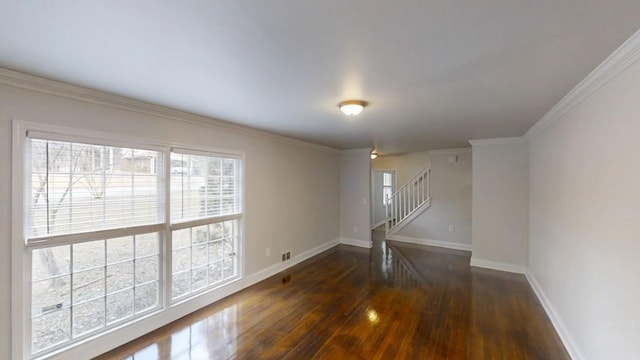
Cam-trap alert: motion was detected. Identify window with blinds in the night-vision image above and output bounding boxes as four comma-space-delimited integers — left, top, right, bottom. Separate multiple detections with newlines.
17, 127, 243, 358
170, 152, 241, 222
169, 150, 241, 300
28, 138, 164, 238
25, 135, 165, 355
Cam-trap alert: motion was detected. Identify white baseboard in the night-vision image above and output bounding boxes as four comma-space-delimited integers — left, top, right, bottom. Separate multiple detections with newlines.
56, 239, 340, 360
292, 238, 340, 265
386, 234, 472, 251
387, 235, 580, 359
469, 259, 581, 359
469, 257, 527, 274
526, 272, 584, 360
338, 237, 372, 248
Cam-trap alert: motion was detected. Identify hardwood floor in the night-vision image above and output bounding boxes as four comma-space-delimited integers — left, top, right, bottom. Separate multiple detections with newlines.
97, 230, 569, 359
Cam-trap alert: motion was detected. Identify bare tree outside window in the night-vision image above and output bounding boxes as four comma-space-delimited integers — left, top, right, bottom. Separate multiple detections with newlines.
22, 133, 241, 357
29, 139, 162, 353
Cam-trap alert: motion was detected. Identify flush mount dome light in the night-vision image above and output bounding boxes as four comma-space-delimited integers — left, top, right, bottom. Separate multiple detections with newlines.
339, 100, 367, 116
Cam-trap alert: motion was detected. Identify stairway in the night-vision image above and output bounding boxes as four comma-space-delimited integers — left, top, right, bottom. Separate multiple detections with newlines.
385, 164, 431, 235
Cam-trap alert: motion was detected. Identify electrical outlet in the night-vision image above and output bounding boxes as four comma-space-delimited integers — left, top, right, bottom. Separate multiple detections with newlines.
266, 248, 271, 257
286, 251, 291, 260
448, 225, 455, 232
353, 226, 359, 233
282, 253, 286, 262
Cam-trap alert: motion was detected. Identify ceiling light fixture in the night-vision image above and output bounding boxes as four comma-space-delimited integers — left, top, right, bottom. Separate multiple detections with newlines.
339, 100, 367, 116
370, 152, 378, 159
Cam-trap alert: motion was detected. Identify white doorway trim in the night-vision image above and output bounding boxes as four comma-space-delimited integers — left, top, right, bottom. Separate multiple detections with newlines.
371, 169, 396, 229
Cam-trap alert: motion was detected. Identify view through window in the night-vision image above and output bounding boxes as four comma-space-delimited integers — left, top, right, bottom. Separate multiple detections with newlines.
23, 135, 242, 357
383, 172, 393, 206
170, 152, 241, 300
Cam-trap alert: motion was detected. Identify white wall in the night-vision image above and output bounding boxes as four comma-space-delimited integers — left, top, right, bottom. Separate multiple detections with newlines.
528, 58, 640, 360
339, 150, 372, 247
372, 151, 430, 185
394, 149, 472, 247
0, 80, 341, 359
469, 139, 528, 272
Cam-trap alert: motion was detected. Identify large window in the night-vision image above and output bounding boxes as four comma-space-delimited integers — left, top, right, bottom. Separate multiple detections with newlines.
169, 152, 241, 300
31, 234, 160, 352
17, 128, 243, 358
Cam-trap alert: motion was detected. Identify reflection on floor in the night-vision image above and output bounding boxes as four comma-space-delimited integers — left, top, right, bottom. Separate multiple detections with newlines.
97, 230, 569, 359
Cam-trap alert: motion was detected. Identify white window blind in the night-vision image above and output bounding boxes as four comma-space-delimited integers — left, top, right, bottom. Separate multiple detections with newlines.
170, 152, 241, 222
169, 150, 242, 301
27, 138, 164, 239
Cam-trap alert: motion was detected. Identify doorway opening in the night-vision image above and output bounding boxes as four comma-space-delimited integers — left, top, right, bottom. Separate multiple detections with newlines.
371, 169, 395, 230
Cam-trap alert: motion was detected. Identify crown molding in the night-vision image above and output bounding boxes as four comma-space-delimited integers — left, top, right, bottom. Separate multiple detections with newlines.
0, 67, 340, 154
429, 147, 472, 154
525, 28, 640, 139
468, 137, 527, 146
340, 148, 373, 154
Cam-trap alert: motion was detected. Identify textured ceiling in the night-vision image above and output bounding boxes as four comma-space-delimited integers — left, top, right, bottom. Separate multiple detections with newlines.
1, 1, 639, 154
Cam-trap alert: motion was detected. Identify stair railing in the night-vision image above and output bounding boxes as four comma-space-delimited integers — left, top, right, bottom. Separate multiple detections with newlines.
385, 164, 430, 232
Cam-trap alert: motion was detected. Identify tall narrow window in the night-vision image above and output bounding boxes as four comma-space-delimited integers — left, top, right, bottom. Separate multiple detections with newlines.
26, 136, 164, 355
170, 151, 242, 301
382, 172, 393, 206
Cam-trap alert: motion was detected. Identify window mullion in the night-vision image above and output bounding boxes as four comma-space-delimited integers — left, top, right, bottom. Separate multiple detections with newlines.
102, 145, 107, 228
68, 142, 73, 235
163, 147, 172, 311
132, 231, 137, 316
69, 242, 75, 340
45, 141, 50, 236
170, 213, 242, 231
233, 161, 237, 213
202, 156, 207, 218
130, 147, 135, 228
218, 162, 222, 214
103, 239, 107, 330
189, 228, 193, 295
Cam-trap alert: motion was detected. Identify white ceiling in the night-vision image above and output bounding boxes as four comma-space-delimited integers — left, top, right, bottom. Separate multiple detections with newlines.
1, 1, 639, 154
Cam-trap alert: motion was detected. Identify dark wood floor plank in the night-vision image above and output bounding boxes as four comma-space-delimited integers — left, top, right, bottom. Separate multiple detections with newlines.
96, 230, 570, 360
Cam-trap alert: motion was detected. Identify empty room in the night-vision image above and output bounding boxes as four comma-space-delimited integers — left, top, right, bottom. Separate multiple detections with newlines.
1, 2, 639, 360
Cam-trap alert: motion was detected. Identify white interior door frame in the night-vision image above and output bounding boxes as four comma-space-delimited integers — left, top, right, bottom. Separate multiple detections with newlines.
371, 169, 396, 229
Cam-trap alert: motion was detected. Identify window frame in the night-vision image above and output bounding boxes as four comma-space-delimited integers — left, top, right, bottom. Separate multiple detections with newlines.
11, 120, 245, 360
168, 148, 243, 303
